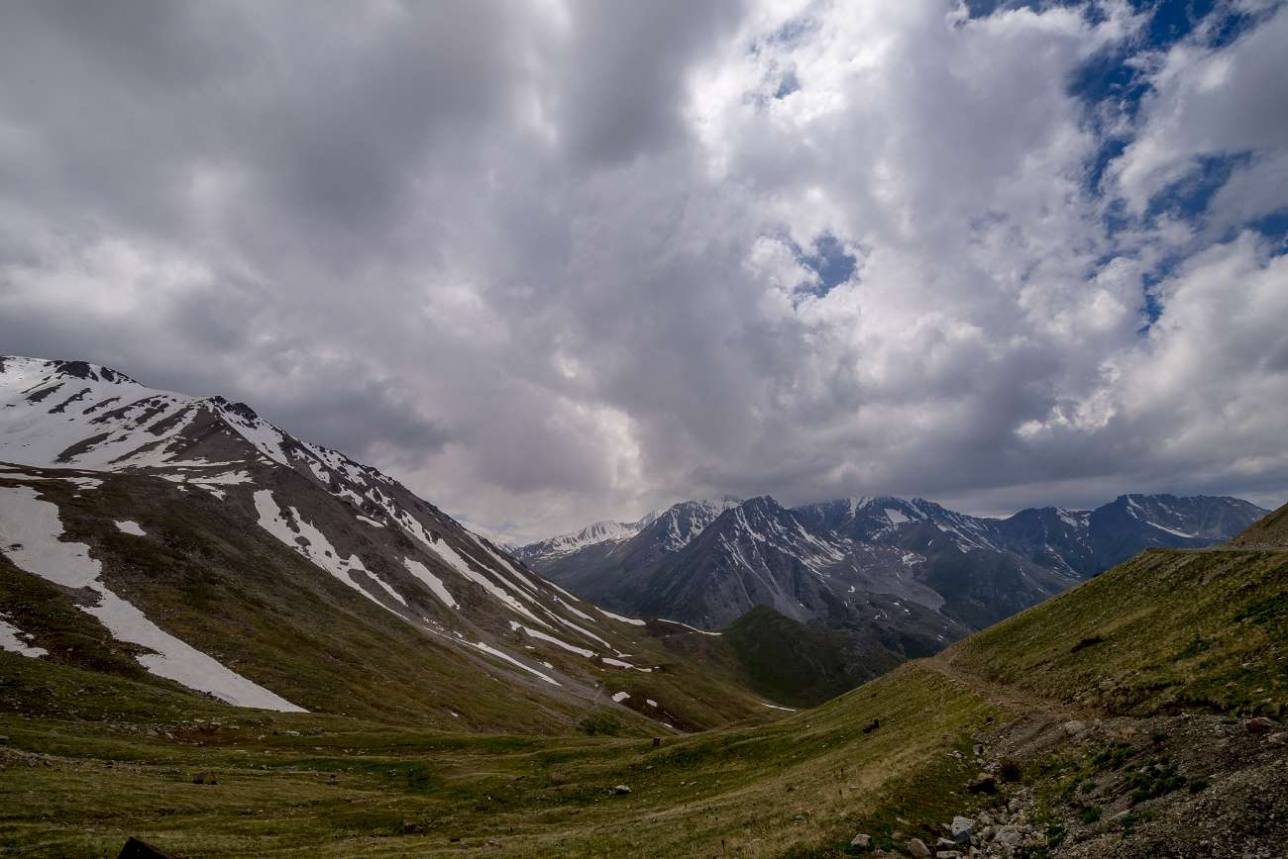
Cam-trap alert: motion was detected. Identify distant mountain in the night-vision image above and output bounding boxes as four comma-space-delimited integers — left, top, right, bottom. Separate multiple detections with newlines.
0, 356, 776, 731
514, 497, 742, 606
522, 490, 1267, 650
516, 497, 741, 566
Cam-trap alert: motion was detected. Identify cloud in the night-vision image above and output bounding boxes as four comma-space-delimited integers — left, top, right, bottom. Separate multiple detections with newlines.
0, 0, 1286, 540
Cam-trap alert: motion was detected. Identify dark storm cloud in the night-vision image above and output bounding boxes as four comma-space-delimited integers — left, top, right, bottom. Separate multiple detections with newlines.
1, 0, 1287, 541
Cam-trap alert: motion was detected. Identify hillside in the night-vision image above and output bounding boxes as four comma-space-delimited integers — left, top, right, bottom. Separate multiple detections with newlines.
1, 521, 1283, 856
0, 357, 775, 733
1231, 500, 1288, 548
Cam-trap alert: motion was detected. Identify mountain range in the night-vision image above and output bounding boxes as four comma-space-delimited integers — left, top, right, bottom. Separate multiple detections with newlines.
519, 490, 1267, 689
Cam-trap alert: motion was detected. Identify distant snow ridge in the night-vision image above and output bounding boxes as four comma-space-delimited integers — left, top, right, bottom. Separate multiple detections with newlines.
0, 484, 304, 711
517, 497, 741, 565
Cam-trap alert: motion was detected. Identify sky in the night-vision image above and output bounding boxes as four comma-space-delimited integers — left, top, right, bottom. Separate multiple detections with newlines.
1, 0, 1286, 542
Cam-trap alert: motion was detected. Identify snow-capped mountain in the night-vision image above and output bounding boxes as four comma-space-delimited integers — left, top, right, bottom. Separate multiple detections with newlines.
516, 497, 743, 605
515, 497, 740, 567
525, 490, 1266, 638
794, 496, 1005, 553
0, 357, 772, 730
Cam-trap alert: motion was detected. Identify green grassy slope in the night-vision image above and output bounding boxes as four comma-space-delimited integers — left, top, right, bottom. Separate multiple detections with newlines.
1231, 500, 1288, 548
722, 606, 898, 708
0, 471, 776, 735
2, 543, 1283, 857
950, 547, 1287, 717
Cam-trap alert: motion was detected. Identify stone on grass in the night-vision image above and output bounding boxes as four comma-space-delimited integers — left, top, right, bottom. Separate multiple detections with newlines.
907, 837, 932, 858
850, 833, 872, 849
949, 816, 974, 844
993, 826, 1024, 847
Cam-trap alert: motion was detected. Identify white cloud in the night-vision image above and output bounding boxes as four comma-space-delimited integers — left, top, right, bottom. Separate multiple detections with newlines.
0, 0, 1285, 539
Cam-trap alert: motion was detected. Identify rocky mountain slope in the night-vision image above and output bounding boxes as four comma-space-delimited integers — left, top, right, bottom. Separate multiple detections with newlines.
526, 493, 1266, 635
3, 502, 1283, 857
1231, 499, 1288, 548
0, 356, 777, 732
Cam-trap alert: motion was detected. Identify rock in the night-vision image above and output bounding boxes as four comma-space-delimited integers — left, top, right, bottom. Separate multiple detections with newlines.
116, 837, 176, 858
863, 718, 881, 734
967, 773, 997, 794
1245, 717, 1275, 735
1267, 732, 1287, 746
993, 826, 1023, 847
850, 833, 872, 849
935, 852, 962, 859
190, 771, 218, 785
907, 837, 932, 858
400, 820, 424, 835
949, 816, 974, 844
612, 784, 631, 795
1063, 719, 1087, 736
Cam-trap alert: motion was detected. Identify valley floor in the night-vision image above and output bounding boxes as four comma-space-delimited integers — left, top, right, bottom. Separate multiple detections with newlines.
2, 546, 1286, 857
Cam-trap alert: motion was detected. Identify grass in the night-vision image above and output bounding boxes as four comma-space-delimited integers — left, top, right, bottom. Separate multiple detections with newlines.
0, 659, 999, 858
949, 548, 1288, 717
3, 543, 1285, 857
1, 470, 776, 735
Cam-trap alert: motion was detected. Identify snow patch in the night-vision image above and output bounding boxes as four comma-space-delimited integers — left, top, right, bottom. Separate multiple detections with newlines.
0, 616, 47, 658
469, 641, 561, 686
0, 485, 303, 711
658, 618, 722, 636
598, 607, 646, 626
402, 558, 457, 608
253, 490, 406, 612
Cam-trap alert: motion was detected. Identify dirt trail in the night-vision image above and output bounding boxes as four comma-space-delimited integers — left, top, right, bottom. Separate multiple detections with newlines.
921, 652, 1099, 724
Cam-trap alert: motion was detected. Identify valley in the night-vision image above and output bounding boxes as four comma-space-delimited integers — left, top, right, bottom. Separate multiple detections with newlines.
1, 356, 1284, 857
3, 531, 1284, 857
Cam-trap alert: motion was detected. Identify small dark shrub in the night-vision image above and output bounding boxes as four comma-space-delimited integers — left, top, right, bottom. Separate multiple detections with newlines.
579, 711, 622, 736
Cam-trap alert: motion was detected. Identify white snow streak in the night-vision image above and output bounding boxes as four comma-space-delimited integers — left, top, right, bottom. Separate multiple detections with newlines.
0, 616, 47, 658
0, 485, 303, 711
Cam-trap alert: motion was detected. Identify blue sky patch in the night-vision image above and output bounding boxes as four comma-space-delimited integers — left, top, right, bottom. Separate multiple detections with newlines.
796, 234, 858, 297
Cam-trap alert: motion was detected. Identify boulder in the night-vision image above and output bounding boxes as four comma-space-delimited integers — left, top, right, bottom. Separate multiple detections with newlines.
907, 837, 932, 858
1245, 717, 1275, 735
612, 784, 631, 795
993, 826, 1024, 847
116, 838, 175, 859
850, 833, 872, 849
1267, 732, 1287, 746
949, 816, 974, 844
967, 773, 997, 794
